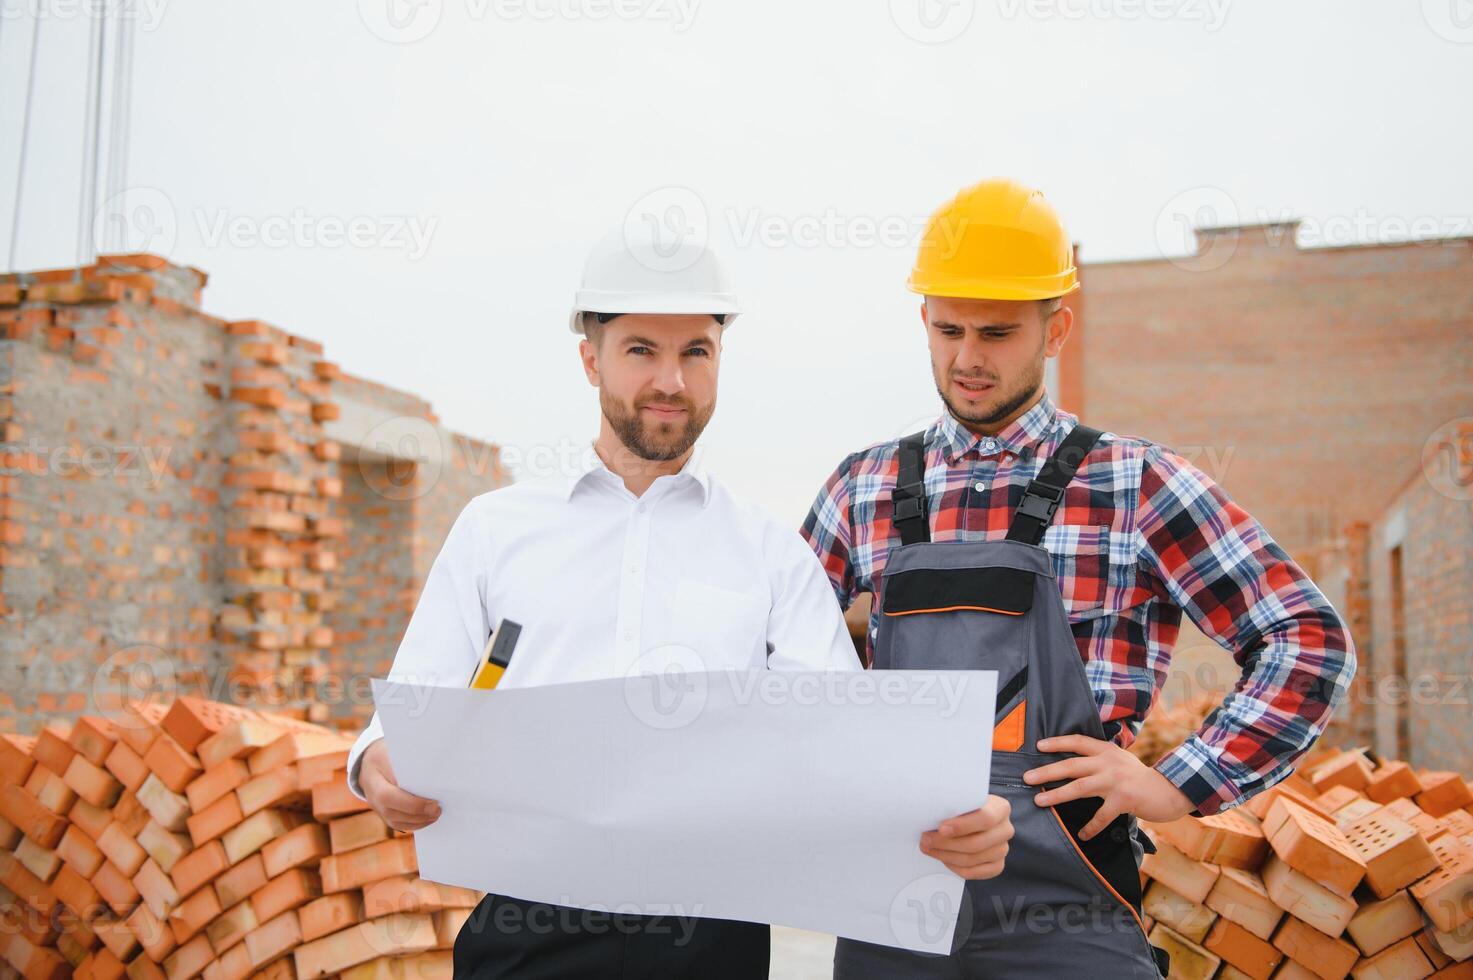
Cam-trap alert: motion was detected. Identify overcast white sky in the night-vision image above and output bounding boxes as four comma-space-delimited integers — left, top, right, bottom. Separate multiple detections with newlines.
3, 0, 1471, 523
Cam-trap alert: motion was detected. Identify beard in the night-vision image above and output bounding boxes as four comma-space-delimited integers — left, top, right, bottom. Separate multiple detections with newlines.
936, 354, 1045, 430
601, 389, 714, 462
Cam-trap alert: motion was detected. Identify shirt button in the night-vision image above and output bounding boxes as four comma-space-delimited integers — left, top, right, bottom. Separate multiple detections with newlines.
974, 481, 987, 493
621, 630, 633, 641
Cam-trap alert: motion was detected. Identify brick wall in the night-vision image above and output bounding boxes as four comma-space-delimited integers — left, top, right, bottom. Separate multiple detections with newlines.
0, 255, 509, 736
1066, 224, 1473, 557
1365, 452, 1473, 773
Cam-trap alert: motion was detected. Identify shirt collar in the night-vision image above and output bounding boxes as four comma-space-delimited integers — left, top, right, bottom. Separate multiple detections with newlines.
932, 390, 1059, 464
565, 442, 714, 507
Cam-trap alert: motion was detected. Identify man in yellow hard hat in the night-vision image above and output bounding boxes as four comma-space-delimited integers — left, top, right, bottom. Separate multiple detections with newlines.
800, 179, 1355, 977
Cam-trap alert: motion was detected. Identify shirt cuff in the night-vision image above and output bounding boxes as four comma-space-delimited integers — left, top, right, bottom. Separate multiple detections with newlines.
346, 717, 383, 803
1153, 735, 1248, 817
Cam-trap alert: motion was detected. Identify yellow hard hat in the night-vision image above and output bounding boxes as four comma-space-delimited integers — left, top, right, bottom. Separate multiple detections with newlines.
907, 178, 1079, 301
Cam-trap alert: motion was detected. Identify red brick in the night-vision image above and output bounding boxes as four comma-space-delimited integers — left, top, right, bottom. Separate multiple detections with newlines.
162, 934, 211, 980
93, 860, 141, 916
1272, 914, 1358, 979
204, 899, 257, 954
1411, 835, 1473, 933
68, 717, 117, 767
292, 913, 435, 978
169, 841, 230, 899
1367, 761, 1424, 805
1203, 916, 1281, 979
1205, 867, 1282, 942
163, 699, 256, 754
53, 863, 106, 922
57, 825, 105, 879
142, 734, 202, 795
319, 837, 418, 894
329, 811, 390, 854
250, 868, 322, 923
168, 884, 221, 945
133, 857, 181, 921
1418, 773, 1473, 819
311, 775, 369, 820
103, 741, 149, 793
212, 854, 269, 913
185, 792, 243, 847
16, 835, 60, 882
1347, 890, 1425, 957
1261, 855, 1358, 937
299, 893, 362, 942
136, 820, 191, 874
92, 915, 140, 963
243, 910, 301, 969
1344, 810, 1441, 899
184, 760, 250, 812
221, 809, 298, 865
236, 765, 307, 817
126, 902, 176, 963
1263, 797, 1366, 897
33, 722, 77, 776
1353, 935, 1434, 979
64, 751, 125, 807
0, 784, 67, 848
1142, 880, 1216, 943
1139, 834, 1220, 904
135, 775, 189, 833
0, 849, 60, 918
0, 734, 36, 785
1, 933, 69, 980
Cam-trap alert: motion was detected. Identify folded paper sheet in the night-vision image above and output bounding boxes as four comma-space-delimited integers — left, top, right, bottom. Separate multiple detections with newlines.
371, 668, 996, 953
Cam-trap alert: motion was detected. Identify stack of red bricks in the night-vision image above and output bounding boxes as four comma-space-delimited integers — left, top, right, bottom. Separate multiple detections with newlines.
1138, 748, 1473, 979
0, 697, 479, 980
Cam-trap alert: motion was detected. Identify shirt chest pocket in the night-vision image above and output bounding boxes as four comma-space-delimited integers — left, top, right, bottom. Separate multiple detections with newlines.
668, 579, 770, 668
1041, 524, 1120, 618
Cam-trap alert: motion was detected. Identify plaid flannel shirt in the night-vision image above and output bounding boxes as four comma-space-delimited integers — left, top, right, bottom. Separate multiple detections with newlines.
799, 391, 1356, 816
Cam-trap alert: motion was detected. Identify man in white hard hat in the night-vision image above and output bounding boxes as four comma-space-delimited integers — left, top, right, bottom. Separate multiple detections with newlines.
346, 224, 1015, 978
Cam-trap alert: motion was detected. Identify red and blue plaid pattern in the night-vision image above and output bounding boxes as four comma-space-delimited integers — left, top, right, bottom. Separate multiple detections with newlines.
799, 392, 1356, 816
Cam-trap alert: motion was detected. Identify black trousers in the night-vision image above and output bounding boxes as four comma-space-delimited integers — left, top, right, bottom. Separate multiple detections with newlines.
451, 894, 770, 980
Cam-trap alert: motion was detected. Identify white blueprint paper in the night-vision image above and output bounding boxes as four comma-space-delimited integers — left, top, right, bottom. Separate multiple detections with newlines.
371, 669, 996, 953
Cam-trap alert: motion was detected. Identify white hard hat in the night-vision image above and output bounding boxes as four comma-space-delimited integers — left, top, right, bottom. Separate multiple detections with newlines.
569, 225, 740, 334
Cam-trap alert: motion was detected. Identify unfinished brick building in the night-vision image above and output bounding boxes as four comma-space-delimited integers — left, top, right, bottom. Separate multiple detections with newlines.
1056, 222, 1473, 772
0, 255, 508, 737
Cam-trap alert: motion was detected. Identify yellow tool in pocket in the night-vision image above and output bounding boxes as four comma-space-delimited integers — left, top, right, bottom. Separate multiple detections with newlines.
467, 619, 521, 690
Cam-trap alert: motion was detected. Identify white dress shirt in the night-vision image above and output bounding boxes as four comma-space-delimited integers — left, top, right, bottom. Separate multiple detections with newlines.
346, 444, 862, 799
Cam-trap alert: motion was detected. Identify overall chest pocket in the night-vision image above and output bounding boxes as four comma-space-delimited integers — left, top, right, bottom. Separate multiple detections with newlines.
1042, 524, 1118, 617
873, 563, 1035, 750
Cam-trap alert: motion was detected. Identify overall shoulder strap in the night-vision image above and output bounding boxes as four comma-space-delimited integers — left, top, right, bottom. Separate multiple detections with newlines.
892, 431, 931, 546
1005, 424, 1105, 545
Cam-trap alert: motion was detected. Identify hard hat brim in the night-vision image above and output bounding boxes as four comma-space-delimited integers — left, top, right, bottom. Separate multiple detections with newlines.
905, 273, 1080, 302
569, 290, 741, 334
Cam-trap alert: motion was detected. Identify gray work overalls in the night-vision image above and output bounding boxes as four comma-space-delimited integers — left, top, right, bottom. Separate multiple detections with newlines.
834, 425, 1169, 980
